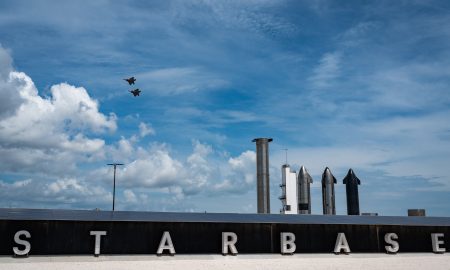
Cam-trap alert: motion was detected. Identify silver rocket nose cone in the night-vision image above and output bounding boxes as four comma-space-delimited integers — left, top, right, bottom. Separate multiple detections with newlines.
299, 165, 306, 174
322, 167, 336, 184
298, 166, 313, 184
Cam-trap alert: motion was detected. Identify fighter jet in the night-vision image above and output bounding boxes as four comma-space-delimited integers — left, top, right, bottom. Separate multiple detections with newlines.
124, 77, 136, 85
129, 88, 141, 97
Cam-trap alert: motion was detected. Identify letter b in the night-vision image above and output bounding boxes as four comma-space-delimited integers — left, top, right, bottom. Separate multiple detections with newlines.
280, 232, 296, 254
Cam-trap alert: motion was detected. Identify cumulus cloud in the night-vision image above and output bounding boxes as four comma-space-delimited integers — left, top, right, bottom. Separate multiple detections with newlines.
120, 146, 183, 188
0, 79, 117, 149
0, 46, 257, 210
92, 139, 257, 205
123, 189, 138, 203
139, 122, 155, 137
0, 47, 20, 117
213, 150, 256, 193
0, 177, 110, 208
113, 140, 255, 196
0, 46, 116, 174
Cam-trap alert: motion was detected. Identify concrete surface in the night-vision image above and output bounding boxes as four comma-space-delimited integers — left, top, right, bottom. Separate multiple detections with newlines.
0, 254, 449, 270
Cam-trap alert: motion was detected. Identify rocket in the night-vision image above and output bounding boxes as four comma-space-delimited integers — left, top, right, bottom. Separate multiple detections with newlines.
343, 169, 361, 215
297, 166, 313, 214
321, 167, 337, 215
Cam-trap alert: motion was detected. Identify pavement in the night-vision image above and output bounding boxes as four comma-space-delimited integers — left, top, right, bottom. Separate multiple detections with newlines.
0, 253, 449, 270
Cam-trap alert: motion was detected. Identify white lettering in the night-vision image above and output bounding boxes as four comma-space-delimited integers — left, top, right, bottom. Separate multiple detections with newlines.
384, 233, 399, 253
157, 231, 176, 255
222, 232, 238, 255
280, 232, 296, 254
90, 231, 107, 256
13, 230, 31, 256
334, 233, 350, 254
431, 233, 446, 253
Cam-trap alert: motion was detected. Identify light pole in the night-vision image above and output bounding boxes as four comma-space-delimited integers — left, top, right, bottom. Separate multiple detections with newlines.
107, 163, 124, 211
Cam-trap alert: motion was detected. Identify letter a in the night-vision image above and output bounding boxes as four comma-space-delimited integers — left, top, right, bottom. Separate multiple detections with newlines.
334, 233, 350, 254
157, 231, 176, 255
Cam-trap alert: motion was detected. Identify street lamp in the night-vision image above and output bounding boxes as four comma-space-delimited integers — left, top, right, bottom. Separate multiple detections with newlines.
107, 163, 124, 211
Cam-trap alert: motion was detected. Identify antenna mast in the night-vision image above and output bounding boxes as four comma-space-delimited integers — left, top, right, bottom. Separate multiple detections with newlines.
107, 163, 124, 211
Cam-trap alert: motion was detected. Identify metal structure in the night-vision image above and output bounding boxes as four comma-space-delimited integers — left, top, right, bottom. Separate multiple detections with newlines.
408, 209, 426, 216
1, 208, 449, 255
343, 169, 361, 215
107, 163, 124, 211
1, 208, 449, 225
298, 166, 313, 214
252, 138, 272, 214
321, 167, 337, 215
362, 213, 379, 216
279, 164, 297, 214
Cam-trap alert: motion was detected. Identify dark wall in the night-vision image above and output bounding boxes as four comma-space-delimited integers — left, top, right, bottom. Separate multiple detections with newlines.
0, 220, 449, 255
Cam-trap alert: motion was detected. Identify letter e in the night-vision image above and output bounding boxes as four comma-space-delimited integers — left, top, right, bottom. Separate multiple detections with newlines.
431, 233, 446, 253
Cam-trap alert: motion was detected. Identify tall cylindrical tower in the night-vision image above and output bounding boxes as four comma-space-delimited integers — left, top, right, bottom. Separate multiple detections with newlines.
298, 166, 313, 214
343, 169, 361, 215
252, 138, 273, 214
321, 167, 337, 215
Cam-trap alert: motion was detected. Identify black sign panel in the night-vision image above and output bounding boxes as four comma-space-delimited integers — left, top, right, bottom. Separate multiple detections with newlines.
1, 220, 449, 255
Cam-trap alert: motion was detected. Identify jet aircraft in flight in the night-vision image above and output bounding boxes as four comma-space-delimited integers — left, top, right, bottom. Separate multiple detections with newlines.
129, 88, 141, 96
124, 77, 136, 85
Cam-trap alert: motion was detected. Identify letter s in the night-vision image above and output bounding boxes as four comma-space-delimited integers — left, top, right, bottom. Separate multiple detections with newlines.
384, 233, 399, 253
13, 230, 31, 256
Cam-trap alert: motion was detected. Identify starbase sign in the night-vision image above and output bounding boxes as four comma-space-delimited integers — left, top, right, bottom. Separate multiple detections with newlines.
0, 209, 449, 256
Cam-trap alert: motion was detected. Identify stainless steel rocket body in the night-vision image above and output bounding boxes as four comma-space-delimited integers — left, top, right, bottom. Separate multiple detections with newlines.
298, 166, 313, 214
321, 167, 337, 215
343, 169, 361, 215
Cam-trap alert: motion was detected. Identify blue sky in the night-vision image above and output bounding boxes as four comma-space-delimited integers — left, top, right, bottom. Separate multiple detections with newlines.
0, 0, 449, 216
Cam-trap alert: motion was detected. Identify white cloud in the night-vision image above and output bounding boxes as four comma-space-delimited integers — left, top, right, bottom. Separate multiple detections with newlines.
184, 0, 299, 38
339, 21, 380, 47
123, 189, 138, 203
120, 148, 183, 188
308, 52, 342, 88
139, 122, 155, 137
0, 46, 116, 174
367, 63, 450, 110
0, 45, 12, 79
97, 140, 257, 202
0, 177, 110, 208
137, 67, 229, 95
213, 150, 256, 193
